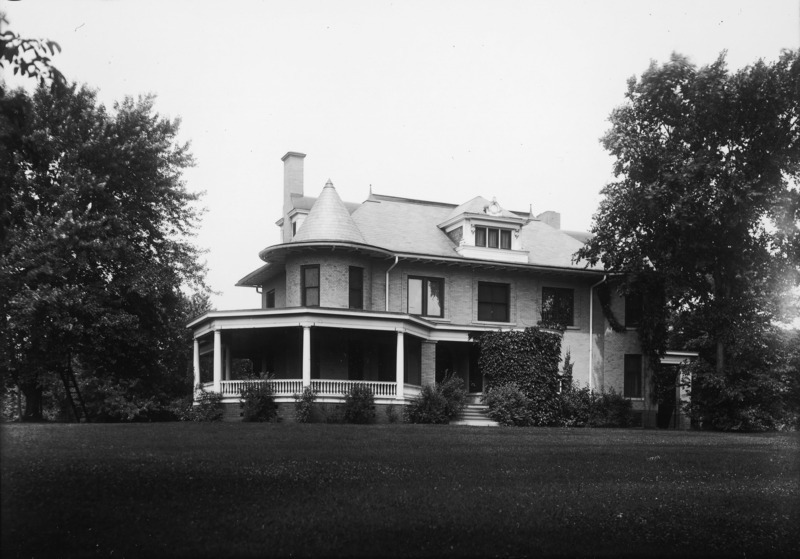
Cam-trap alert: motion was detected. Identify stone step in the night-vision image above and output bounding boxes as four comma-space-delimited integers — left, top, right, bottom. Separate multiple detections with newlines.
453, 404, 499, 427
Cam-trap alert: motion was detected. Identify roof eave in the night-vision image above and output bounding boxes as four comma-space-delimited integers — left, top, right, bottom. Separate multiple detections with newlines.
259, 240, 396, 262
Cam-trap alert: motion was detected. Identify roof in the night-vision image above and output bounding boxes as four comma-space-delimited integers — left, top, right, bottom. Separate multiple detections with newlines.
442, 195, 522, 222
241, 187, 597, 286
292, 180, 366, 244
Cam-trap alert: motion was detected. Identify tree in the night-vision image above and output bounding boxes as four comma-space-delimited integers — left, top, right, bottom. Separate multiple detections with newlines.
0, 13, 66, 87
576, 51, 800, 428
0, 83, 206, 421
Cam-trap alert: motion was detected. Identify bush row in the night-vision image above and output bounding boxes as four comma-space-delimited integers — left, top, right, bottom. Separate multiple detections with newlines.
482, 382, 633, 427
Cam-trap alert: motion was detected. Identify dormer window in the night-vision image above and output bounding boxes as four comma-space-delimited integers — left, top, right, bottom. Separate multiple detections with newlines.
438, 195, 531, 264
475, 226, 512, 250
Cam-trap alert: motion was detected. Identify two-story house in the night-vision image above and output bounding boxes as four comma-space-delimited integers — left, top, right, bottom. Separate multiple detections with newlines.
188, 152, 692, 426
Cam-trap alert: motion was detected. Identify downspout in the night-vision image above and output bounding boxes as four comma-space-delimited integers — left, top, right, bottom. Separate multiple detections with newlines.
385, 256, 400, 311
588, 274, 607, 392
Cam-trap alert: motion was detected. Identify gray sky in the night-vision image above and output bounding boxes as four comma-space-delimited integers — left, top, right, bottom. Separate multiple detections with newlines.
4, 0, 799, 310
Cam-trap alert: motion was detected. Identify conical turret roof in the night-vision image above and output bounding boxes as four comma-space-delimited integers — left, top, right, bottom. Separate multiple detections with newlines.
292, 180, 366, 243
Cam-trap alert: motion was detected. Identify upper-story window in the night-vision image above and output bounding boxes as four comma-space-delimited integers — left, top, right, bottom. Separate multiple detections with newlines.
266, 289, 275, 308
478, 282, 510, 322
408, 276, 444, 318
475, 226, 512, 250
625, 292, 642, 328
301, 265, 320, 307
349, 266, 363, 309
541, 287, 574, 327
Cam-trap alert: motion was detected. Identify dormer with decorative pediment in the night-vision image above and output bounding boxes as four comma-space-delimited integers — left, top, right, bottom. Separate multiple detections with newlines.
437, 196, 531, 263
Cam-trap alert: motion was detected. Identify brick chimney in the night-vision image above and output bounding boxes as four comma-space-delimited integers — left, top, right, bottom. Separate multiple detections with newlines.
282, 151, 306, 214
280, 152, 306, 242
536, 210, 561, 229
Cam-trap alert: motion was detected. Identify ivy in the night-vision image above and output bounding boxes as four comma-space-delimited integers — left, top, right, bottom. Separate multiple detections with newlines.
596, 282, 626, 333
474, 327, 563, 425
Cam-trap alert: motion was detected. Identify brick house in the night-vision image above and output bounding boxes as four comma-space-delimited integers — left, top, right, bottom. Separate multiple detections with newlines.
189, 152, 693, 426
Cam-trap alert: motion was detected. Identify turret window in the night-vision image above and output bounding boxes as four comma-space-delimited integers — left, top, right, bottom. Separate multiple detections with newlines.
302, 265, 320, 307
349, 266, 364, 309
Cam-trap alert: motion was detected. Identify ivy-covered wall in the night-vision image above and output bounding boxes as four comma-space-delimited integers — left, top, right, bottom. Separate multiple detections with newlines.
476, 327, 563, 410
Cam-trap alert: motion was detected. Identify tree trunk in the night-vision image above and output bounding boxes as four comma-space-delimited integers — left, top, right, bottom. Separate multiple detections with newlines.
716, 340, 725, 375
20, 382, 44, 422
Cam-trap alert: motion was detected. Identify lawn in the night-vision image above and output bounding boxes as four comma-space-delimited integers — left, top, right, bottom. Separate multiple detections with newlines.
1, 424, 798, 558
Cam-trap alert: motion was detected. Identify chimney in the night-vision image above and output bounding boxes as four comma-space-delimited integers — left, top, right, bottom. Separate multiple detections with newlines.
282, 151, 306, 213
536, 210, 561, 229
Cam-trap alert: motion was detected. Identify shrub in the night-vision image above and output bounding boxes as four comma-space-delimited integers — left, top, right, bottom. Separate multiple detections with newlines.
405, 375, 468, 424
686, 352, 800, 432
588, 389, 632, 427
240, 380, 278, 422
185, 387, 224, 422
482, 383, 533, 426
385, 404, 401, 423
558, 384, 593, 427
320, 403, 344, 424
342, 384, 375, 424
439, 373, 468, 420
293, 386, 318, 423
405, 385, 449, 424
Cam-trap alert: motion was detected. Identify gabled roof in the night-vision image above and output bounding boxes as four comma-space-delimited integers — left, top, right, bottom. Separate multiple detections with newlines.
441, 195, 522, 223
292, 180, 366, 244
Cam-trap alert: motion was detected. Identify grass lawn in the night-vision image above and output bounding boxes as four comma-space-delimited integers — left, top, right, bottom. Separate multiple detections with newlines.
1, 424, 798, 558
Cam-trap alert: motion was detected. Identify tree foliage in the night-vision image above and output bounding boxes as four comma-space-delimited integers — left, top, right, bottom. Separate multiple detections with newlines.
0, 14, 65, 87
0, 83, 206, 420
576, 50, 800, 429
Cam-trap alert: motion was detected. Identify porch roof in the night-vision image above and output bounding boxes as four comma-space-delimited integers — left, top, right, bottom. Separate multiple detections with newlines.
188, 306, 518, 343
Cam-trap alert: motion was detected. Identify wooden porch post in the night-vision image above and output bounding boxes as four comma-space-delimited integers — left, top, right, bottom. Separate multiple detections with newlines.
395, 330, 404, 401
302, 324, 311, 387
193, 337, 200, 390
224, 345, 232, 381
213, 329, 222, 393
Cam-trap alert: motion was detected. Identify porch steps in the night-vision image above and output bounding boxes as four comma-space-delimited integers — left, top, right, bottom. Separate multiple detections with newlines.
451, 403, 499, 427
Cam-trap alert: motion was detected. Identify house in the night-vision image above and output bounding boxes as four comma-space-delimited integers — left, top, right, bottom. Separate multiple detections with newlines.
188, 152, 692, 427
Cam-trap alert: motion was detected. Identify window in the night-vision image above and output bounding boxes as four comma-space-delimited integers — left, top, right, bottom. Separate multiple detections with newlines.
266, 289, 275, 308
301, 265, 319, 307
541, 287, 574, 327
408, 276, 444, 317
349, 266, 363, 309
624, 354, 643, 398
625, 292, 643, 328
474, 226, 512, 250
478, 282, 510, 322
292, 221, 297, 237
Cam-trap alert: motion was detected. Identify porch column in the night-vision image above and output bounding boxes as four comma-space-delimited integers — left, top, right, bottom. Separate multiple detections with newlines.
421, 340, 437, 387
213, 329, 222, 393
193, 337, 200, 389
301, 324, 311, 387
395, 330, 405, 401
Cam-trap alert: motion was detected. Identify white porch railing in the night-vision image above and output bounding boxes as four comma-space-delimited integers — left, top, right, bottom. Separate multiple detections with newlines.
218, 379, 416, 398
311, 379, 397, 397
220, 379, 304, 396
404, 384, 422, 399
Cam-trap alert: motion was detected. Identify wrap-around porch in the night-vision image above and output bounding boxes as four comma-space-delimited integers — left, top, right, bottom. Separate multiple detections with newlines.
189, 309, 482, 404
